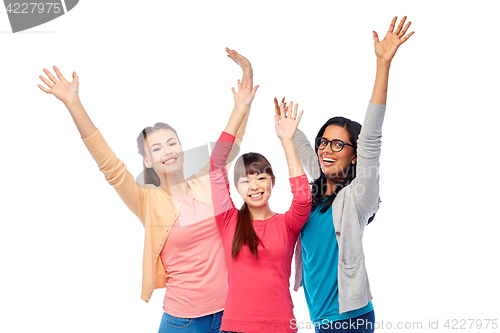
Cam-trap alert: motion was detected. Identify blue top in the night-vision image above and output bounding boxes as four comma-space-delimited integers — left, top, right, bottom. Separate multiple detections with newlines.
301, 202, 373, 324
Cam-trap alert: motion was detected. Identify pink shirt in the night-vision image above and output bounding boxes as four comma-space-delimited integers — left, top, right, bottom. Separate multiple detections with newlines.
160, 190, 227, 317
210, 132, 312, 333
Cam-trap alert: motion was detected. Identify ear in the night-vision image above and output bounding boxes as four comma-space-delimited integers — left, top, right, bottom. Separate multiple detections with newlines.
272, 175, 276, 187
143, 156, 153, 168
351, 156, 357, 165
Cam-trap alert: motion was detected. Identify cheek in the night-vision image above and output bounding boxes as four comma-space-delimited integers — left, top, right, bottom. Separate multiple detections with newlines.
237, 184, 248, 199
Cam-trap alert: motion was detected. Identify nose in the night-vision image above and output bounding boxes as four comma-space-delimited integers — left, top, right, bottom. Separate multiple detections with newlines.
249, 179, 259, 190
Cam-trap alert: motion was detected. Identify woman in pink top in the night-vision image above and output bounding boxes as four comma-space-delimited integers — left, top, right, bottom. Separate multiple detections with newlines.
38, 49, 255, 333
210, 79, 312, 333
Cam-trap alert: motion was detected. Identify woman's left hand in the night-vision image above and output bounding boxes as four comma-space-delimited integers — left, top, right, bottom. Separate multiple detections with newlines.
275, 101, 303, 143
226, 48, 252, 75
373, 16, 414, 63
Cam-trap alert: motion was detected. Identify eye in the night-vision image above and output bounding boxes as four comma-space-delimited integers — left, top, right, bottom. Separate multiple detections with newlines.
333, 140, 344, 148
169, 142, 177, 147
240, 180, 248, 184
258, 176, 266, 181
153, 147, 161, 152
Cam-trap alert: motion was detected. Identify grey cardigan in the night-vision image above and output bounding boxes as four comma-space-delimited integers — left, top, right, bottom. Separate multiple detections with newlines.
293, 102, 386, 314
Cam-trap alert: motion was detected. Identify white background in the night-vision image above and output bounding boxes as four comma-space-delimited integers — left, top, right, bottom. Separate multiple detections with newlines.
1, 1, 499, 332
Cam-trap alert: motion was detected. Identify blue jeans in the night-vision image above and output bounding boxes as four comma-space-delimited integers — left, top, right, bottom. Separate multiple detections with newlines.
315, 311, 375, 333
158, 311, 223, 333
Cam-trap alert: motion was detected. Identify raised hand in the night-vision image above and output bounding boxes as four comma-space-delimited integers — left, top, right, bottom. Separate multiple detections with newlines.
232, 78, 259, 108
373, 16, 414, 63
38, 66, 79, 104
275, 101, 304, 143
226, 48, 252, 75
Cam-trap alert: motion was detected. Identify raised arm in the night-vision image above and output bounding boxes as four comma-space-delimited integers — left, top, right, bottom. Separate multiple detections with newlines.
38, 67, 146, 220
226, 48, 254, 147
353, 16, 414, 219
275, 101, 312, 233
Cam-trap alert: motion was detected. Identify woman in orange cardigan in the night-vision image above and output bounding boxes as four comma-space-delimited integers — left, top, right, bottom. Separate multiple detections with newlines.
38, 49, 257, 333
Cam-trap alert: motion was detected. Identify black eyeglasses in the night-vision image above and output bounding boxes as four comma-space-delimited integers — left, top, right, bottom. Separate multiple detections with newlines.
315, 137, 354, 152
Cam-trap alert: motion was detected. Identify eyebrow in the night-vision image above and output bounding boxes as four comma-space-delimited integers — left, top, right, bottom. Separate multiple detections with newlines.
150, 138, 177, 148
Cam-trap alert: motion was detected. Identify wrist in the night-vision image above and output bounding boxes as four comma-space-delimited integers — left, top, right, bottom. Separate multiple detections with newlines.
376, 57, 392, 68
63, 95, 81, 108
280, 138, 294, 146
234, 103, 251, 112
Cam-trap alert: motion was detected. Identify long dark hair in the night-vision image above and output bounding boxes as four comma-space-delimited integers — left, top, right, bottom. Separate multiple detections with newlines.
232, 152, 275, 259
312, 117, 361, 212
136, 122, 180, 186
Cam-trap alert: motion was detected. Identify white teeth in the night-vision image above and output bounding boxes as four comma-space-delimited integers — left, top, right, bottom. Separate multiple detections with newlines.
163, 158, 176, 164
250, 193, 263, 198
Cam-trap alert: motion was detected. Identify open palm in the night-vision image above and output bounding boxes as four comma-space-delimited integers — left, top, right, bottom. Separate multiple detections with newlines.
38, 66, 79, 104
373, 16, 414, 63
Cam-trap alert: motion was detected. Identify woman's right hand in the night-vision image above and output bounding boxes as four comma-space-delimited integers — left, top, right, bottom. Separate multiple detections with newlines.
232, 78, 259, 109
38, 66, 79, 105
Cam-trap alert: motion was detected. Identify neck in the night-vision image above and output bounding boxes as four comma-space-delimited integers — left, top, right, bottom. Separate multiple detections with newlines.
160, 170, 190, 196
247, 203, 274, 221
324, 176, 344, 197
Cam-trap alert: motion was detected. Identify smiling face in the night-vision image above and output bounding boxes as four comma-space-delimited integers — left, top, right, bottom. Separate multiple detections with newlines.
237, 173, 274, 210
143, 129, 184, 177
233, 153, 276, 214
318, 125, 357, 181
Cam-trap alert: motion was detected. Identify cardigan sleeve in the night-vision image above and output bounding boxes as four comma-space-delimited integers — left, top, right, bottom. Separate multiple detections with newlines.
82, 129, 147, 223
294, 129, 321, 181
350, 102, 386, 222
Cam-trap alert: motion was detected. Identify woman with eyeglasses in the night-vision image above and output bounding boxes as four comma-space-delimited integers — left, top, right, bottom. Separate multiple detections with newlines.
38, 49, 257, 333
276, 17, 414, 332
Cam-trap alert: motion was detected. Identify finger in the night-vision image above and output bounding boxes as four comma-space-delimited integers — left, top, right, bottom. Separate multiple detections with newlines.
280, 102, 286, 118
387, 16, 397, 33
72, 71, 78, 83
237, 79, 241, 91
287, 102, 294, 118
400, 31, 415, 44
39, 75, 53, 88
292, 103, 298, 120
251, 85, 259, 95
394, 16, 407, 35
37, 84, 50, 93
274, 114, 280, 128
43, 68, 58, 84
295, 110, 304, 125
399, 21, 411, 37
372, 31, 379, 44
274, 98, 281, 116
232, 87, 236, 95
53, 66, 66, 82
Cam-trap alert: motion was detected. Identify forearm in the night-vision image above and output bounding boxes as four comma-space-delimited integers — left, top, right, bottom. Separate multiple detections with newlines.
224, 105, 250, 137
370, 59, 391, 105
234, 68, 253, 145
64, 96, 97, 139
281, 140, 305, 178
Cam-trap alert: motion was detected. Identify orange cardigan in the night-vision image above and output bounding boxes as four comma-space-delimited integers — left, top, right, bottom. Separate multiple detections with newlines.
82, 128, 240, 302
